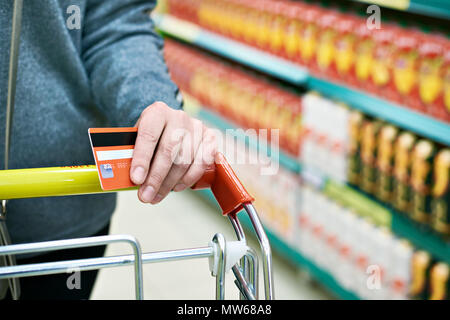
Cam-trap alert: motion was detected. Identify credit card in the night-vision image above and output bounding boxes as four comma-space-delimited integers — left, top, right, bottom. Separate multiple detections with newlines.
88, 127, 138, 190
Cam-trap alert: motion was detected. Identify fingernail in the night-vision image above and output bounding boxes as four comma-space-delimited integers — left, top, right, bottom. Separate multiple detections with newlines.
173, 184, 186, 192
131, 166, 146, 184
141, 186, 155, 203
151, 194, 164, 204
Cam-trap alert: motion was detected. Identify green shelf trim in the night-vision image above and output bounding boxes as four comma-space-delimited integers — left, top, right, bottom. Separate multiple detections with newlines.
195, 189, 360, 300
155, 14, 450, 146
323, 180, 392, 228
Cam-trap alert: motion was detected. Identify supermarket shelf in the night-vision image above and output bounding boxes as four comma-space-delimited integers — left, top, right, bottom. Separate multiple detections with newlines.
195, 188, 360, 300
154, 14, 308, 85
183, 96, 302, 174
155, 14, 450, 146
185, 96, 450, 264
352, 0, 450, 20
306, 169, 450, 264
307, 78, 450, 147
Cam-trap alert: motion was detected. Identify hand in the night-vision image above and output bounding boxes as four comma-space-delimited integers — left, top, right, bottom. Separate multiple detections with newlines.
130, 102, 217, 204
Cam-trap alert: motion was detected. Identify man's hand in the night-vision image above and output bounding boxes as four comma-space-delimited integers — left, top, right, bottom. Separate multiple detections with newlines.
130, 102, 217, 204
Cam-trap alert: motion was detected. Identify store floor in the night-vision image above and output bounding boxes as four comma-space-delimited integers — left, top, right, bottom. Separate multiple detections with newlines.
91, 190, 332, 300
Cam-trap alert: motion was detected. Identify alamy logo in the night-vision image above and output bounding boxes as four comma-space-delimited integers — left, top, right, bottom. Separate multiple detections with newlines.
66, 5, 81, 30
66, 267, 81, 290
366, 5, 381, 30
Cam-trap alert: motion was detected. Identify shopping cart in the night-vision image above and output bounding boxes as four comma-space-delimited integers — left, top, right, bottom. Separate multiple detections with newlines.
0, 153, 274, 300
0, 0, 273, 300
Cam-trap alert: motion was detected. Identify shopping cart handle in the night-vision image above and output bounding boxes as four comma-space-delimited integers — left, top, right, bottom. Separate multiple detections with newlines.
191, 153, 254, 217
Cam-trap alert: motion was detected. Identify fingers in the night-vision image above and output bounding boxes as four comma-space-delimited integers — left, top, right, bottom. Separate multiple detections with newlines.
138, 117, 184, 204
173, 126, 218, 192
130, 102, 167, 185
155, 119, 203, 200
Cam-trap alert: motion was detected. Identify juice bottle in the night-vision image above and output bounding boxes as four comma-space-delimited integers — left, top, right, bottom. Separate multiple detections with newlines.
429, 263, 449, 300
431, 149, 450, 237
260, 86, 281, 133
207, 0, 219, 34
417, 36, 445, 119
197, 0, 210, 29
393, 32, 421, 109
224, 0, 237, 40
216, 0, 230, 36
242, 0, 258, 46
285, 94, 303, 156
268, 1, 287, 57
393, 132, 417, 213
228, 72, 245, 122
347, 110, 364, 186
410, 140, 436, 224
370, 26, 397, 101
334, 16, 358, 85
360, 120, 384, 195
410, 251, 432, 299
245, 79, 264, 130
279, 91, 300, 154
190, 67, 208, 106
442, 45, 450, 122
255, 0, 271, 51
207, 63, 225, 111
283, 3, 303, 62
298, 6, 321, 69
234, 0, 249, 42
315, 12, 339, 78
354, 20, 376, 92
376, 125, 399, 203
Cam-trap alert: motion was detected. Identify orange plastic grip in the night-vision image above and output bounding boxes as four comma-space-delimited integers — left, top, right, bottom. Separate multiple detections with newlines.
191, 153, 254, 217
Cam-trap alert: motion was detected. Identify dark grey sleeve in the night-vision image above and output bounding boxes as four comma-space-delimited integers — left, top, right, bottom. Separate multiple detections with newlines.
82, 0, 182, 126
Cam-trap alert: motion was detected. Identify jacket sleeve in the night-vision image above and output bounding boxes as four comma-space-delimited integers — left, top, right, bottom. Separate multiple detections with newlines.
82, 0, 182, 126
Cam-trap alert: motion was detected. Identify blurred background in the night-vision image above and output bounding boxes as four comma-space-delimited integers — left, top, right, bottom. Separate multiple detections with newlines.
95, 0, 449, 300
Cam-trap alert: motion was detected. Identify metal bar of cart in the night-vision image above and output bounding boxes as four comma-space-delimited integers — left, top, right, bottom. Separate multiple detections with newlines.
0, 235, 144, 300
0, 246, 214, 280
